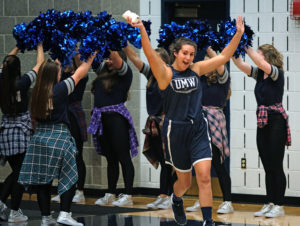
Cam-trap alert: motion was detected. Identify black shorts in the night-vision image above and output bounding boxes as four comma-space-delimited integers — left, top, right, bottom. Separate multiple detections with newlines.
162, 117, 212, 172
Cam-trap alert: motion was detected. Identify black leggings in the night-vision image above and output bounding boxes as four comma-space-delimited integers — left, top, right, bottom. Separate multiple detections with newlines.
97, 113, 135, 195
211, 143, 232, 201
35, 183, 76, 216
257, 114, 287, 205
69, 113, 86, 191
150, 135, 174, 196
0, 152, 25, 210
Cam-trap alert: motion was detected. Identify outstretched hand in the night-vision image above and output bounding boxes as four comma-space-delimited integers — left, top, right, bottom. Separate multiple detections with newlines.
236, 15, 245, 35
127, 17, 144, 30
87, 51, 97, 63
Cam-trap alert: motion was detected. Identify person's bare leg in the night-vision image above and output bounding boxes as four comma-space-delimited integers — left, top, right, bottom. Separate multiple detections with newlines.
194, 160, 214, 225
173, 170, 192, 197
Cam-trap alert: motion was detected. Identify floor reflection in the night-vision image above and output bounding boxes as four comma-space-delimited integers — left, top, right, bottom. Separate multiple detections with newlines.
0, 214, 270, 226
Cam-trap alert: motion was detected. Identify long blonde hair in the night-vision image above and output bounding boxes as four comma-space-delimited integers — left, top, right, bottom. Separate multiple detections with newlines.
258, 44, 283, 70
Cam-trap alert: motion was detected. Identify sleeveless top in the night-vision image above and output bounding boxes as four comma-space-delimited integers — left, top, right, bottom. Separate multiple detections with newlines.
162, 66, 202, 121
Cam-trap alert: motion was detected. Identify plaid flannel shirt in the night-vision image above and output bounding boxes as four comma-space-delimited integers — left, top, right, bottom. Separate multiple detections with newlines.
257, 103, 291, 146
203, 106, 230, 163
18, 123, 78, 195
69, 101, 88, 142
88, 103, 139, 158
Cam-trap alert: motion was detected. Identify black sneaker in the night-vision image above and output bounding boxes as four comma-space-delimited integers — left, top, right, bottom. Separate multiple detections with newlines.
171, 193, 186, 225
203, 218, 215, 226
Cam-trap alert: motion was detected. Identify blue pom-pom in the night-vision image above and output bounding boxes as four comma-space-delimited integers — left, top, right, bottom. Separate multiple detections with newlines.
12, 9, 152, 67
218, 18, 254, 57
157, 20, 217, 52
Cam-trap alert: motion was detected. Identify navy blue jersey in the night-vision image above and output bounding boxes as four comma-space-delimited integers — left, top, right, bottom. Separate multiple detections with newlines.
93, 62, 133, 107
140, 63, 163, 116
201, 68, 230, 107
38, 77, 75, 125
0, 69, 36, 114
162, 67, 202, 121
61, 71, 88, 103
249, 65, 284, 106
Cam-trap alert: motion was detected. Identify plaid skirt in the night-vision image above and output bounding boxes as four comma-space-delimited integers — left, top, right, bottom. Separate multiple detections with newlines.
0, 111, 33, 156
18, 123, 78, 195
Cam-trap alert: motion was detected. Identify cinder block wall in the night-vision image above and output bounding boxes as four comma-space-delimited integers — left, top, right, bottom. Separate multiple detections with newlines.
0, 0, 142, 190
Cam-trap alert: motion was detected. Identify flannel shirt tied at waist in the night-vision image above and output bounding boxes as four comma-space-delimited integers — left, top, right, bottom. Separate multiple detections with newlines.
88, 103, 139, 158
203, 106, 229, 163
69, 101, 88, 142
257, 103, 291, 146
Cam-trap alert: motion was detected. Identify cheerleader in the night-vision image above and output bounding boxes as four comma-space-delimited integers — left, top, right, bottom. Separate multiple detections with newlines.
0, 43, 43, 223
89, 50, 138, 207
232, 45, 291, 218
18, 47, 96, 225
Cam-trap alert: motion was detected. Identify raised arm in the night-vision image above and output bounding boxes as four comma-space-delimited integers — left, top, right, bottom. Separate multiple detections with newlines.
206, 47, 225, 75
128, 19, 172, 90
71, 52, 97, 86
8, 47, 19, 56
231, 56, 252, 75
124, 45, 144, 71
1, 47, 19, 68
191, 16, 245, 76
32, 43, 45, 74
109, 51, 123, 70
245, 47, 271, 74
73, 50, 82, 68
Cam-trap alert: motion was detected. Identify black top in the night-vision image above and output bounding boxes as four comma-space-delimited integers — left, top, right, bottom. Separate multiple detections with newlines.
201, 68, 230, 107
0, 69, 36, 114
140, 63, 163, 116
249, 65, 284, 106
162, 66, 202, 121
93, 62, 133, 107
61, 71, 88, 103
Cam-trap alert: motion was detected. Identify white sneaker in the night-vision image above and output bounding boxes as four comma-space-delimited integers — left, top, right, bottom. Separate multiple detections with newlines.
95, 193, 116, 206
157, 197, 172, 209
51, 195, 60, 202
146, 196, 167, 209
72, 190, 85, 204
112, 194, 133, 206
265, 205, 285, 218
8, 209, 28, 223
217, 201, 234, 214
186, 200, 201, 212
0, 200, 8, 221
57, 211, 83, 226
41, 215, 57, 226
254, 203, 274, 217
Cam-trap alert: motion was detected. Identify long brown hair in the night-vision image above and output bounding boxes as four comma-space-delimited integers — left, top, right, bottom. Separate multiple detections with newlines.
204, 55, 218, 85
92, 50, 127, 93
146, 48, 170, 88
0, 55, 21, 115
258, 44, 283, 70
169, 37, 197, 64
31, 59, 60, 119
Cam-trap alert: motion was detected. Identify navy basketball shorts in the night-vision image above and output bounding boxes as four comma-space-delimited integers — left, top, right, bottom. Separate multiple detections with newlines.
162, 117, 212, 172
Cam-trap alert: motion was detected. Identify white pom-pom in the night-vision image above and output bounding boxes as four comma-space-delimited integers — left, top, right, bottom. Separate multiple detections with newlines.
122, 10, 140, 24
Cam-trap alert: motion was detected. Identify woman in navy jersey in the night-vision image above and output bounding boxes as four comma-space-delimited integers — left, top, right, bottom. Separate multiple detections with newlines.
51, 52, 88, 204
124, 45, 175, 210
0, 43, 43, 223
89, 50, 138, 207
186, 47, 233, 214
232, 45, 291, 218
18, 47, 96, 226
127, 15, 244, 226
